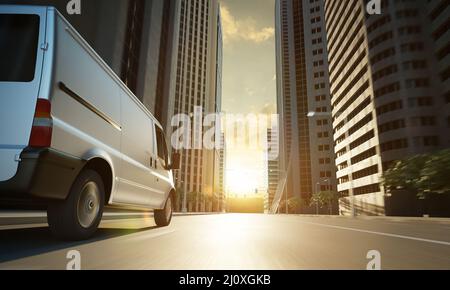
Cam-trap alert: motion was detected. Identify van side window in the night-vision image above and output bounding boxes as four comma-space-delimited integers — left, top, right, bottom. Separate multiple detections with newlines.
156, 128, 168, 167
0, 14, 40, 82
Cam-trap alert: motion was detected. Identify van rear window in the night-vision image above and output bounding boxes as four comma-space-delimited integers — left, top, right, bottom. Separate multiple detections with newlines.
0, 14, 40, 82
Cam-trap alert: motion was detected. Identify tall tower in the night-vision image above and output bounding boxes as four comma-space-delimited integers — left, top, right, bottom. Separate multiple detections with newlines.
167, 0, 222, 212
325, 0, 449, 215
218, 132, 226, 212
266, 128, 279, 211
275, 0, 337, 212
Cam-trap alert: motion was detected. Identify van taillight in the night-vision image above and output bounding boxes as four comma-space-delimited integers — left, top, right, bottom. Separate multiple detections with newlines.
29, 99, 53, 148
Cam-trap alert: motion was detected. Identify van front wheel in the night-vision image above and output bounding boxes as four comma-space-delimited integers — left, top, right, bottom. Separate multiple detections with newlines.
154, 195, 173, 227
47, 170, 105, 241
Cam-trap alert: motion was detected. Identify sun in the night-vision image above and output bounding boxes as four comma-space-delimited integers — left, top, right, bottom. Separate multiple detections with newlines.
226, 169, 259, 196
225, 147, 268, 196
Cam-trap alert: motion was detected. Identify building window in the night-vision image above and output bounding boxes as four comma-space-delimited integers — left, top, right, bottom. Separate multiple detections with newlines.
423, 136, 440, 147
380, 139, 409, 152
121, 0, 146, 95
354, 184, 380, 196
408, 97, 433, 107
352, 165, 379, 181
378, 119, 406, 133
377, 100, 403, 115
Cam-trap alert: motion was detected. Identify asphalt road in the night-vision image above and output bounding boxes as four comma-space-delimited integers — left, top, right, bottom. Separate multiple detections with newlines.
0, 213, 449, 270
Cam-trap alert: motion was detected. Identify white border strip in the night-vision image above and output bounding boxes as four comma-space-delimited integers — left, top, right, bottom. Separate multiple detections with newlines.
300, 221, 450, 246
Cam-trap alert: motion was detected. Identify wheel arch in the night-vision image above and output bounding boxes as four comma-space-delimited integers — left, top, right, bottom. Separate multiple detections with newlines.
82, 158, 113, 205
81, 149, 116, 205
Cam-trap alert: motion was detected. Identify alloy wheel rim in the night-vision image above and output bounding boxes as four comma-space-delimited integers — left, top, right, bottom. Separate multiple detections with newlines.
165, 197, 172, 221
77, 182, 100, 229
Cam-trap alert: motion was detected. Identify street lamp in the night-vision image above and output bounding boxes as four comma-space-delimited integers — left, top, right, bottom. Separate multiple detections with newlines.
315, 182, 320, 215
315, 178, 332, 215
180, 181, 187, 213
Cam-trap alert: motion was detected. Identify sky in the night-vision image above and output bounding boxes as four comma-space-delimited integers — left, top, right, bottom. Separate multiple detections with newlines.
220, 0, 277, 195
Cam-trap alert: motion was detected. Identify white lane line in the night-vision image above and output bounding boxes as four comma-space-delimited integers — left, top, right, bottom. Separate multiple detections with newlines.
0, 212, 47, 218
0, 212, 149, 218
300, 221, 450, 246
126, 230, 176, 242
0, 224, 48, 231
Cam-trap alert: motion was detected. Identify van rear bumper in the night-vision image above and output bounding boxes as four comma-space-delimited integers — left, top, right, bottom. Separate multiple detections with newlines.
0, 148, 85, 205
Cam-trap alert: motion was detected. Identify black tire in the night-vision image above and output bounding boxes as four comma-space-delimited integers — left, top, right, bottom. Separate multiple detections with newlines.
47, 169, 105, 241
154, 195, 173, 227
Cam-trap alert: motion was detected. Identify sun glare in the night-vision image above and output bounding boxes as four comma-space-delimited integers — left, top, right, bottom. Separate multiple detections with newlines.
226, 147, 268, 196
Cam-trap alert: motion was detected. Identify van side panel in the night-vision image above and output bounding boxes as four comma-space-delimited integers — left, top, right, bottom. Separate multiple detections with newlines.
50, 11, 122, 200
114, 90, 164, 208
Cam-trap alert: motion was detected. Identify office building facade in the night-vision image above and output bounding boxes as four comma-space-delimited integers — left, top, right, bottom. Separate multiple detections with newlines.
324, 0, 449, 215
266, 128, 279, 211
275, 0, 337, 211
166, 0, 222, 211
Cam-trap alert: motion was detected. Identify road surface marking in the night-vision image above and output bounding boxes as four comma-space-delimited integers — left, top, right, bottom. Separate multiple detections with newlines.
0, 211, 150, 218
0, 224, 48, 231
300, 221, 450, 246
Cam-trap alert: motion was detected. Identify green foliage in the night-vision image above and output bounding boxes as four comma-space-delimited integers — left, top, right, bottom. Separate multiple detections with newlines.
383, 154, 427, 192
417, 149, 450, 196
310, 191, 338, 208
187, 191, 199, 203
278, 196, 303, 213
383, 149, 450, 198
287, 196, 301, 212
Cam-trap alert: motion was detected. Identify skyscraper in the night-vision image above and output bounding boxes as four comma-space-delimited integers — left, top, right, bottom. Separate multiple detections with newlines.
166, 0, 222, 212
218, 132, 226, 212
266, 128, 279, 211
428, 0, 450, 144
275, 0, 337, 212
324, 0, 449, 215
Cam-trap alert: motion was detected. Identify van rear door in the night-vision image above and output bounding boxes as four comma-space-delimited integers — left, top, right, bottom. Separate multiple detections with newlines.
0, 6, 47, 181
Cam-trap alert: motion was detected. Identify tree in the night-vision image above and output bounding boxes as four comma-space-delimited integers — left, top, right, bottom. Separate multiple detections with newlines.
383, 154, 428, 193
310, 191, 338, 215
174, 187, 184, 212
278, 196, 302, 214
417, 149, 450, 197
383, 149, 450, 199
287, 196, 301, 213
187, 191, 199, 212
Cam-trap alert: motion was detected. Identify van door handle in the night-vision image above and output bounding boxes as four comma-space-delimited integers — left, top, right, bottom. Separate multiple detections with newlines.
150, 158, 157, 169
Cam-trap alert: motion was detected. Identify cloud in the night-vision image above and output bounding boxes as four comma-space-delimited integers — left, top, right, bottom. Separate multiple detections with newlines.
221, 5, 275, 44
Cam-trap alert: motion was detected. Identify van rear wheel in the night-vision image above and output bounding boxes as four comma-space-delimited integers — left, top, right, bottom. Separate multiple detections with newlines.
154, 195, 173, 227
47, 170, 105, 241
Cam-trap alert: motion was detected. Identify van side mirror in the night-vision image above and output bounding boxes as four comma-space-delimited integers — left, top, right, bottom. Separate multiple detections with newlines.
170, 153, 181, 170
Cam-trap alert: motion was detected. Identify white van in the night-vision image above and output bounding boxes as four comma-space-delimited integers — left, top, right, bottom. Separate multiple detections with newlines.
0, 5, 180, 240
